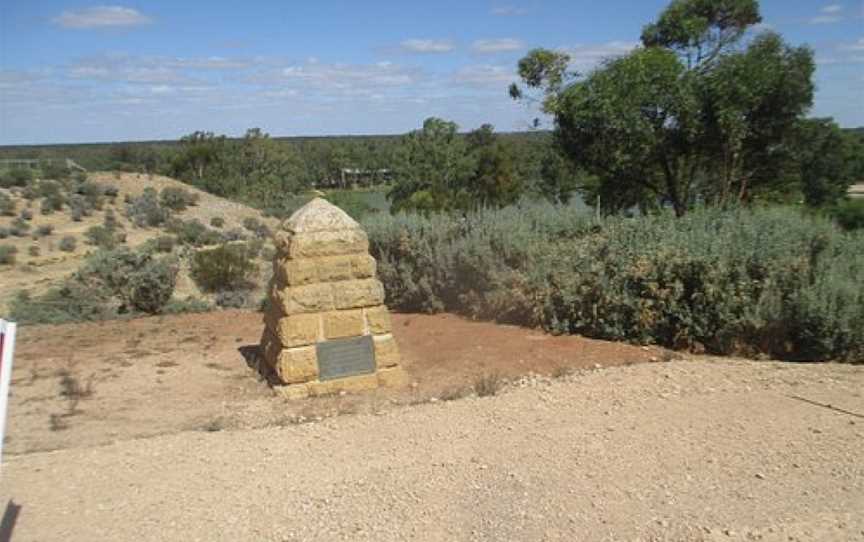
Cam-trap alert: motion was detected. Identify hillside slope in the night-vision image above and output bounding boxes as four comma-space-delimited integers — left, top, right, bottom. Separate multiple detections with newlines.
0, 172, 278, 311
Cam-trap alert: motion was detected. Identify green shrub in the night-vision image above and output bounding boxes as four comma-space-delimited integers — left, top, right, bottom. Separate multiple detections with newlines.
160, 186, 199, 211
0, 228, 8, 239
75, 248, 178, 314
833, 199, 864, 231
0, 245, 17, 265
126, 188, 169, 227
0, 193, 15, 216
40, 193, 65, 214
0, 169, 32, 188
19, 209, 33, 221
59, 236, 77, 252
11, 217, 30, 236
190, 243, 258, 292
75, 181, 105, 210
36, 224, 54, 237
162, 296, 212, 314
103, 208, 118, 229
210, 216, 225, 228
85, 225, 122, 249
242, 216, 271, 239
146, 235, 176, 253
364, 204, 864, 362
166, 218, 223, 246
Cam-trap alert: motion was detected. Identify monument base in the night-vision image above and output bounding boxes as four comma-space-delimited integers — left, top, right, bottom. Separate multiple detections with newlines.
273, 366, 407, 401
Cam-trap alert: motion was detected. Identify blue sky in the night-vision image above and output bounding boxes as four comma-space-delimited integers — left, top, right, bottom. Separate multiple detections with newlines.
0, 1, 862, 144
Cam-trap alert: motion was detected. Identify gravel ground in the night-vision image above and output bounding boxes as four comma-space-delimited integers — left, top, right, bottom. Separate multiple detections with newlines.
1, 357, 862, 541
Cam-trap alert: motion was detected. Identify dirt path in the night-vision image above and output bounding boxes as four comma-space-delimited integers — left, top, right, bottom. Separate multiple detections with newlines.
2, 358, 862, 541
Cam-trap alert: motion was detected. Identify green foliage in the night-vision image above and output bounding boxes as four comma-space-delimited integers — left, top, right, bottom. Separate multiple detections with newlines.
159, 186, 199, 211
0, 168, 33, 188
36, 224, 54, 237
512, 0, 815, 216
190, 243, 259, 293
0, 245, 17, 265
0, 193, 16, 216
59, 236, 77, 252
325, 189, 387, 220
10, 247, 178, 323
794, 119, 854, 208
126, 187, 170, 227
365, 204, 864, 361
162, 296, 212, 314
20, 209, 33, 221
85, 225, 121, 249
832, 199, 864, 231
166, 218, 223, 246
210, 216, 225, 228
0, 228, 8, 239
11, 217, 30, 236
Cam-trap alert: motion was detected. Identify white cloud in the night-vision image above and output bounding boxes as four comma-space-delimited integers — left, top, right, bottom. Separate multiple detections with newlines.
809, 14, 842, 23
491, 6, 527, 16
560, 41, 639, 70
472, 38, 524, 54
53, 6, 152, 29
452, 65, 515, 88
399, 39, 455, 54
821, 4, 843, 14
840, 38, 864, 51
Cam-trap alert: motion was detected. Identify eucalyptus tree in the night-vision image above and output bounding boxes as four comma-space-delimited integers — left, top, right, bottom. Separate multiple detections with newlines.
510, 0, 815, 216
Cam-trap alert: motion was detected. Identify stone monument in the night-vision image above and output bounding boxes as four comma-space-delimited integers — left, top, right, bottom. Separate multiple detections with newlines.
259, 197, 405, 399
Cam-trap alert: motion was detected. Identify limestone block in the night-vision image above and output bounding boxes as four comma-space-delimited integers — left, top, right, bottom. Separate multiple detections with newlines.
377, 366, 408, 388
281, 197, 361, 234
266, 310, 320, 347
333, 279, 385, 309
307, 373, 379, 396
274, 346, 318, 385
373, 333, 400, 368
274, 258, 318, 287
274, 383, 310, 401
350, 254, 377, 279
287, 230, 369, 259
316, 255, 354, 283
364, 306, 392, 334
275, 283, 334, 314
323, 309, 365, 339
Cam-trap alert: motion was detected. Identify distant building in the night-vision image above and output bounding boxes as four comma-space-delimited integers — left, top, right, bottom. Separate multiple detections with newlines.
318, 168, 392, 189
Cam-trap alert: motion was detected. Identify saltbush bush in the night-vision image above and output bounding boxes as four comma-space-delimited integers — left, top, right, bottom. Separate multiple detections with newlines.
210, 216, 225, 228
126, 187, 170, 227
10, 247, 179, 324
190, 243, 258, 293
0, 193, 15, 216
364, 204, 864, 362
59, 236, 77, 252
85, 225, 121, 249
160, 186, 199, 211
166, 218, 223, 246
833, 199, 864, 231
0, 245, 17, 265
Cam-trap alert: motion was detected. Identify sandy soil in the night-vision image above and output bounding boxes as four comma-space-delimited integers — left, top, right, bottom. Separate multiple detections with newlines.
1, 355, 861, 541
4, 310, 662, 455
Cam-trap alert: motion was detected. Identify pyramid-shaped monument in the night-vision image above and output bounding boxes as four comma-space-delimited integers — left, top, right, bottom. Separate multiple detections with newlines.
260, 198, 405, 399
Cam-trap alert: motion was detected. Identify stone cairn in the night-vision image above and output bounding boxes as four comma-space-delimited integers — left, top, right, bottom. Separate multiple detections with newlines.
260, 198, 405, 399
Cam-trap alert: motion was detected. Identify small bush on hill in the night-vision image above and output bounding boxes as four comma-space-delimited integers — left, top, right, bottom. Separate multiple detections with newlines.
28, 245, 40, 257
19, 209, 33, 221
0, 245, 17, 265
85, 225, 122, 249
126, 188, 170, 227
0, 193, 15, 216
166, 218, 223, 246
159, 186, 199, 211
190, 243, 258, 293
59, 236, 77, 252
242, 216, 271, 239
36, 224, 54, 237
103, 209, 118, 229
0, 228, 8, 239
162, 297, 211, 314
0, 169, 32, 188
11, 217, 30, 236
11, 247, 179, 324
210, 216, 225, 228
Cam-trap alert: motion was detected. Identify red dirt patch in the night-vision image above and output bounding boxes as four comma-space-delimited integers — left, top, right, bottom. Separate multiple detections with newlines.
5, 310, 665, 454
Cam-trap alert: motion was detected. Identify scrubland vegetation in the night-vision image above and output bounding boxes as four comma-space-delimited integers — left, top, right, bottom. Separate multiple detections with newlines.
2, 0, 863, 362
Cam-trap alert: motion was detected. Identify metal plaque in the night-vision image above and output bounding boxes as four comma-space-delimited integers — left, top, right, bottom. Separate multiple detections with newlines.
316, 335, 376, 381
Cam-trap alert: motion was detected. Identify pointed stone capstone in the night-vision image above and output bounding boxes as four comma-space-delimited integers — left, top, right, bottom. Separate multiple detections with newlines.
260, 198, 405, 399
